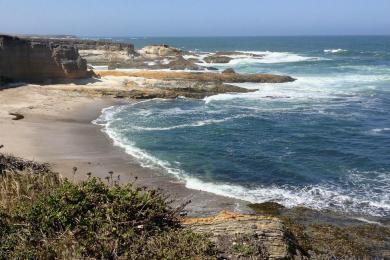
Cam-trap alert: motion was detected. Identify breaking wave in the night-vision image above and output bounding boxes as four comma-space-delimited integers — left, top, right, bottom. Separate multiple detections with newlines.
93, 102, 390, 217
324, 49, 348, 54
130, 114, 250, 131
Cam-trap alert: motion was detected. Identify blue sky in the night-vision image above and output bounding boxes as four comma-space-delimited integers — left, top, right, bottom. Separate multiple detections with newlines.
1, 0, 389, 36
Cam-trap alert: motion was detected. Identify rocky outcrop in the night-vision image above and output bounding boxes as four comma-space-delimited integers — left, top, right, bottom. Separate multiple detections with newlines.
204, 54, 233, 64
222, 68, 236, 74
24, 37, 135, 55
66, 79, 255, 99
97, 70, 296, 84
183, 211, 306, 259
138, 45, 182, 58
0, 35, 91, 84
166, 56, 201, 70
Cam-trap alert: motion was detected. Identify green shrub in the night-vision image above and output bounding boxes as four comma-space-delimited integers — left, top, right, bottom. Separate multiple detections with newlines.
24, 178, 184, 258
0, 157, 219, 259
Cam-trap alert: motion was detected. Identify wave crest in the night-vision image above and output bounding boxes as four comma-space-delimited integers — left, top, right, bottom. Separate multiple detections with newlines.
131, 115, 249, 131
324, 49, 348, 54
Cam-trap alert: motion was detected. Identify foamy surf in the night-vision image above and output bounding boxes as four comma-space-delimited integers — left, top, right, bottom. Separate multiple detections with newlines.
187, 50, 328, 67
94, 101, 390, 217
204, 73, 390, 104
184, 176, 390, 217
232, 51, 327, 64
92, 36, 390, 219
130, 114, 251, 131
324, 49, 348, 54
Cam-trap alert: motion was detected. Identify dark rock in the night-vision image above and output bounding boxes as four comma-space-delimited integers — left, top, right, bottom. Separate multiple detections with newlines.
0, 35, 91, 84
204, 55, 233, 64
222, 68, 236, 74
187, 58, 201, 63
167, 56, 201, 70
248, 202, 285, 216
9, 112, 24, 120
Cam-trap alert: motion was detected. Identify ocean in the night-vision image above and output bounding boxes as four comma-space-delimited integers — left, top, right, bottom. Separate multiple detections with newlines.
94, 36, 390, 218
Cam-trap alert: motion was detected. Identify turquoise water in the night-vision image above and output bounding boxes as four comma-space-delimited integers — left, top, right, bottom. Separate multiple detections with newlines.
95, 37, 390, 217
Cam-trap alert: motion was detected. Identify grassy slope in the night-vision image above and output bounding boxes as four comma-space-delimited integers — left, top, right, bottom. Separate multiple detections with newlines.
0, 153, 217, 259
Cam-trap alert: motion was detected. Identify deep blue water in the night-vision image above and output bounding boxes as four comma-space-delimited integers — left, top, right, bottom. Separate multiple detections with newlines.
95, 36, 390, 217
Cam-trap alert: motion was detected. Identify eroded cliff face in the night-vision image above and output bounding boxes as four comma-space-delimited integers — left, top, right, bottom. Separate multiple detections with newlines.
0, 35, 90, 84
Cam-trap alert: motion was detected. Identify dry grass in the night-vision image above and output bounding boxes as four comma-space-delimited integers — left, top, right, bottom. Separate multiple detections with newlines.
0, 153, 62, 211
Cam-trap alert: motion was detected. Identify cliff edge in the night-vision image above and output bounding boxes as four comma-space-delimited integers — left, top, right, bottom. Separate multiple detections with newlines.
0, 35, 91, 84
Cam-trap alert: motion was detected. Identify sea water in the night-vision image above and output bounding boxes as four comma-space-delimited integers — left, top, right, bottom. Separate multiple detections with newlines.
94, 36, 390, 217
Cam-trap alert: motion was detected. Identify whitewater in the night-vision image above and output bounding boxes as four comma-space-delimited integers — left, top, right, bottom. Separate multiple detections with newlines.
94, 36, 390, 218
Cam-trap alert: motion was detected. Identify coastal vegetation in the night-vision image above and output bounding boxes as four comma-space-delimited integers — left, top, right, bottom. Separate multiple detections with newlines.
1, 35, 389, 259
0, 152, 218, 259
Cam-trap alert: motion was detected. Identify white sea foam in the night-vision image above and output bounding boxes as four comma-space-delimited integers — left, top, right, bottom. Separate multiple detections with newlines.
184, 171, 390, 217
199, 51, 327, 67
371, 128, 390, 133
90, 65, 108, 70
236, 51, 326, 64
93, 104, 390, 217
324, 49, 348, 53
204, 74, 390, 104
131, 114, 250, 131
145, 61, 156, 66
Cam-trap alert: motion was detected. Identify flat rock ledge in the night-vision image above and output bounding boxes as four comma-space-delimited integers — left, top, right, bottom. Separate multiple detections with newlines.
97, 70, 296, 84
183, 211, 306, 259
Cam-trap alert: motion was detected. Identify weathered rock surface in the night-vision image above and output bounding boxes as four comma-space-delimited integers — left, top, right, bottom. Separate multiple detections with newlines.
0, 35, 91, 84
66, 78, 255, 99
23, 36, 135, 54
222, 68, 236, 74
98, 70, 296, 84
183, 211, 306, 259
166, 56, 202, 70
138, 44, 182, 58
204, 54, 233, 64
249, 202, 390, 259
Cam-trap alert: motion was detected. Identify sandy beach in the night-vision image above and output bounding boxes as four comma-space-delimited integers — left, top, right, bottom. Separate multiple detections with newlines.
0, 80, 246, 216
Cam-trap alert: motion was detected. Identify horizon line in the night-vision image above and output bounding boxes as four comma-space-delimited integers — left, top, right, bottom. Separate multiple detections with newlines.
2, 32, 390, 38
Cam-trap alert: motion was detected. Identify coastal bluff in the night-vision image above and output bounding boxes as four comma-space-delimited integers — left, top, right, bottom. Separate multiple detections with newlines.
0, 35, 91, 84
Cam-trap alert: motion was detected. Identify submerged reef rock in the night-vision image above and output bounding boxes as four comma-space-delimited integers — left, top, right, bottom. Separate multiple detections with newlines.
0, 35, 91, 84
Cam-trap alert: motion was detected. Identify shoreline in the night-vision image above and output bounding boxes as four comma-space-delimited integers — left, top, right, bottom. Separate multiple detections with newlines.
0, 84, 248, 216
1, 82, 388, 223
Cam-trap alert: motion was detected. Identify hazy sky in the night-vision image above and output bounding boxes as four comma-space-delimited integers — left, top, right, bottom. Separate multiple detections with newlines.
1, 0, 389, 37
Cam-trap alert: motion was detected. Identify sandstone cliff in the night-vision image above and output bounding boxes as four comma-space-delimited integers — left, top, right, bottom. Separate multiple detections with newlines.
24, 37, 135, 54
0, 35, 91, 84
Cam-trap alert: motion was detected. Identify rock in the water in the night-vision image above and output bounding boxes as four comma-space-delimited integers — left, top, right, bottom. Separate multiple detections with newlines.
222, 68, 236, 74
98, 70, 296, 84
0, 35, 91, 84
204, 54, 233, 64
167, 56, 201, 70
